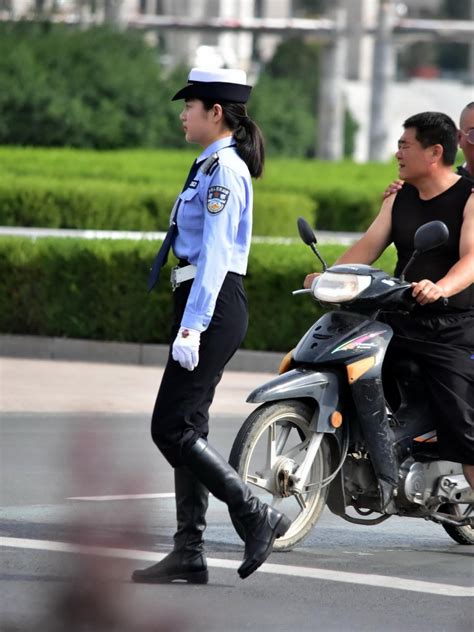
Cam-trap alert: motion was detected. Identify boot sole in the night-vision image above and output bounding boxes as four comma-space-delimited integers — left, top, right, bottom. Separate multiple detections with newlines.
238, 514, 292, 580
132, 569, 209, 584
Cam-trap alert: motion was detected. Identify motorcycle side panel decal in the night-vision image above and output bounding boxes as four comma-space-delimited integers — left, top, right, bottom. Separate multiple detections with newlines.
293, 312, 393, 366
414, 430, 438, 443
346, 356, 376, 383
331, 330, 386, 354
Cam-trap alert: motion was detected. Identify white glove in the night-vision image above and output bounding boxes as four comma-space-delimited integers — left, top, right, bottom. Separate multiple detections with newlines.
172, 327, 201, 371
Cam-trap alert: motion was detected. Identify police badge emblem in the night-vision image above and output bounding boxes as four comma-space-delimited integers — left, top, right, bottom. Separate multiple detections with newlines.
207, 185, 230, 214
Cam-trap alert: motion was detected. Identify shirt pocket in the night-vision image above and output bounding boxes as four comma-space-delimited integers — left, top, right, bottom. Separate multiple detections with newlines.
177, 187, 203, 231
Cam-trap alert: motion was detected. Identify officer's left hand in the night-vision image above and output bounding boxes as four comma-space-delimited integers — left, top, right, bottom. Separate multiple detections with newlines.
411, 279, 446, 305
172, 327, 201, 371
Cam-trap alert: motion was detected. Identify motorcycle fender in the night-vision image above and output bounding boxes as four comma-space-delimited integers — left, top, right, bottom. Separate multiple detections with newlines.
247, 368, 342, 433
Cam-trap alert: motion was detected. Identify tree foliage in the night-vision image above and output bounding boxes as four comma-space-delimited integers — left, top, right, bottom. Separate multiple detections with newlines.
0, 22, 182, 148
0, 23, 356, 156
252, 37, 356, 158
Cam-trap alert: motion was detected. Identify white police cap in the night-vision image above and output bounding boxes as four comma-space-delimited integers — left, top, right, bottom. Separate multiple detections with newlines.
172, 67, 252, 103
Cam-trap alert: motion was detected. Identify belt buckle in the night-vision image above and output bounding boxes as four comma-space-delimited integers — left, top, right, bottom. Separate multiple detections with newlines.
170, 266, 179, 291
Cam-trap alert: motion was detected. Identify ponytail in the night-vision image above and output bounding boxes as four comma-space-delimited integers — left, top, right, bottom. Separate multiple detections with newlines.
201, 100, 265, 178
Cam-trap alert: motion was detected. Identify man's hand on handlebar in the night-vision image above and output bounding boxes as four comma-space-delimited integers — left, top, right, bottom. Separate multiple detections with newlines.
411, 279, 446, 305
303, 272, 321, 289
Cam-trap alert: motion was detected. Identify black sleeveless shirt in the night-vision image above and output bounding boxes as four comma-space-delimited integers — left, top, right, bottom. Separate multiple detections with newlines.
391, 177, 474, 311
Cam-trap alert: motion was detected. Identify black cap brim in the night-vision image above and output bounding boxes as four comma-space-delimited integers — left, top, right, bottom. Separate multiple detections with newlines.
172, 81, 252, 103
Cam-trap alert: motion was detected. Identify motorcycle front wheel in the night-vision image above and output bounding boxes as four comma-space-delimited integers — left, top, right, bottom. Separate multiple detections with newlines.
228, 399, 331, 551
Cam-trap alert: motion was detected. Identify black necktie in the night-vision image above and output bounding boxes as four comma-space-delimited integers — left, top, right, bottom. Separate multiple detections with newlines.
147, 160, 200, 292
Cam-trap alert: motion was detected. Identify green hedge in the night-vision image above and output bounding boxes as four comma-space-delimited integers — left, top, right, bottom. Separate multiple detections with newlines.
0, 236, 397, 352
0, 147, 399, 234
0, 176, 179, 232
0, 176, 315, 236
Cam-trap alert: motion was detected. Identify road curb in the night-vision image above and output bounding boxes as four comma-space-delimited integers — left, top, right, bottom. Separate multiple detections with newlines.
0, 334, 283, 373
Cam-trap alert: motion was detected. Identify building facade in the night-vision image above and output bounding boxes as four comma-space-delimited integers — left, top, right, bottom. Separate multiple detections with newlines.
4, 0, 293, 71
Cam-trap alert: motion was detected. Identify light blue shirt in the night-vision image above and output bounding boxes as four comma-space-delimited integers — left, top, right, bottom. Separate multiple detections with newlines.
172, 136, 253, 332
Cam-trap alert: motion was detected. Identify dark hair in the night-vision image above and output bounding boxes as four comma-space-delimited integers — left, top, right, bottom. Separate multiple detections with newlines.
403, 111, 458, 166
201, 100, 265, 178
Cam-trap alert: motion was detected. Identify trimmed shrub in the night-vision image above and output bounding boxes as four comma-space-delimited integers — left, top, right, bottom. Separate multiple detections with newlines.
0, 236, 397, 352
0, 176, 176, 231
0, 147, 400, 234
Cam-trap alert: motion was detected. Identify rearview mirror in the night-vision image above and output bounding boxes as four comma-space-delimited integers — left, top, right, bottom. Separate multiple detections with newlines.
413, 220, 449, 254
297, 217, 317, 246
399, 220, 450, 281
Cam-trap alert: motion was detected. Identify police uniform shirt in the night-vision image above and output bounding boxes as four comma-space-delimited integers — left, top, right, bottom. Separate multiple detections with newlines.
172, 136, 252, 332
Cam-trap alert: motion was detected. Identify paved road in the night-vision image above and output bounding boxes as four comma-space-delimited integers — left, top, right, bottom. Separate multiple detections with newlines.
1, 358, 473, 632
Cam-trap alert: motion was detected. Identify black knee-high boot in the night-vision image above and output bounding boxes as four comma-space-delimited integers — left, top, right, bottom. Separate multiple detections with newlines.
132, 466, 209, 584
186, 438, 291, 580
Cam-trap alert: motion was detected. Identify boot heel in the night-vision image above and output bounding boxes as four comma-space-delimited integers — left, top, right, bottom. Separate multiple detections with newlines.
276, 515, 292, 538
188, 569, 209, 584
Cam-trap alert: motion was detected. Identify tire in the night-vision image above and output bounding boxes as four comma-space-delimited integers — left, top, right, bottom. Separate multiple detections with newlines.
441, 504, 474, 545
229, 399, 331, 551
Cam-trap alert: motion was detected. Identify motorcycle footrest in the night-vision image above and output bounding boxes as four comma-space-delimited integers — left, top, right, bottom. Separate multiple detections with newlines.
429, 511, 474, 528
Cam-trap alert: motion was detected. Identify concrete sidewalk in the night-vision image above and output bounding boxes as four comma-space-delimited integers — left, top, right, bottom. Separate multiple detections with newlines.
0, 356, 274, 416
0, 334, 283, 373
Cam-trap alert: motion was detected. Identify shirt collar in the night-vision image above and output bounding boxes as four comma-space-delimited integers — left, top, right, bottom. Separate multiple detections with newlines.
197, 136, 235, 162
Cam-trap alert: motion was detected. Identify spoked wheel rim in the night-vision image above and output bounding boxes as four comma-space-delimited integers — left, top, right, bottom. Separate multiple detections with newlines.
237, 408, 328, 549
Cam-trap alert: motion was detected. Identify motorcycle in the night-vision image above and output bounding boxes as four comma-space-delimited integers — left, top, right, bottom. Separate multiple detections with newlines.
229, 218, 474, 550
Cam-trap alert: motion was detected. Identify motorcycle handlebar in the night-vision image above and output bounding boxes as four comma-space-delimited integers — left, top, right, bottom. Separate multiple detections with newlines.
401, 285, 449, 308
292, 282, 449, 309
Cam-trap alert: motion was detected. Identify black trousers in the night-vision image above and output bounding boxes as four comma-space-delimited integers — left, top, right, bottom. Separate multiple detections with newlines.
382, 310, 474, 465
151, 272, 248, 467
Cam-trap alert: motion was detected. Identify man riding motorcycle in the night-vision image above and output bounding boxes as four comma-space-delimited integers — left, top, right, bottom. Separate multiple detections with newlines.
304, 112, 474, 504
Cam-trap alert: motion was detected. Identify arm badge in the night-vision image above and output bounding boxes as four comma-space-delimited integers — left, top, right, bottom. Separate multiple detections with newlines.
207, 185, 230, 214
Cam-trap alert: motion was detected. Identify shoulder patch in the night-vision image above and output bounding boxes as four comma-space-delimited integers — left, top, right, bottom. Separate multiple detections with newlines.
200, 152, 219, 175
208, 160, 219, 176
207, 185, 230, 214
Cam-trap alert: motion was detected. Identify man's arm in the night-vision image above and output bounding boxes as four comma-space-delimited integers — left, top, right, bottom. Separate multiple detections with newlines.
303, 194, 395, 288
412, 193, 474, 304
334, 194, 395, 265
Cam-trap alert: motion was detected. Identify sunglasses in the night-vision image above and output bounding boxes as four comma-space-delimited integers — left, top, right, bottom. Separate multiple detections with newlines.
459, 128, 474, 145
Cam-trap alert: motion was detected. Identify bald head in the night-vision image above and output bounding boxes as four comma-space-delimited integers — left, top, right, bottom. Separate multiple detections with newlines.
460, 102, 474, 128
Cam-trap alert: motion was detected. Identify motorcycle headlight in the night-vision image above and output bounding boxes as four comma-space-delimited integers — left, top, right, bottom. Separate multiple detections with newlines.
313, 272, 371, 302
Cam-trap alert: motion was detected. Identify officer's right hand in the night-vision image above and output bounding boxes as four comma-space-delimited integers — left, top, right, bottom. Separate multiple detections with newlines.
172, 327, 201, 371
303, 272, 321, 289
383, 179, 404, 199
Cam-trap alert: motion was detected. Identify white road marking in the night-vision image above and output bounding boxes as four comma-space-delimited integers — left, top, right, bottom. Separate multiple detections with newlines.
67, 493, 175, 501
1, 536, 472, 598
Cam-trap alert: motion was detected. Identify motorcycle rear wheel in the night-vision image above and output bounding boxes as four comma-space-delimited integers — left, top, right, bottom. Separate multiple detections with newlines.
228, 399, 331, 551
441, 504, 474, 545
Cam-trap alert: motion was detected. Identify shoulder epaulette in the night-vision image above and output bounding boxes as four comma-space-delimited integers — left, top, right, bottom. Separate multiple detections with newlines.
200, 152, 219, 176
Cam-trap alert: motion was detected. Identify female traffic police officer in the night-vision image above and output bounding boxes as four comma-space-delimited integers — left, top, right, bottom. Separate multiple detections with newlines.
132, 68, 290, 584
